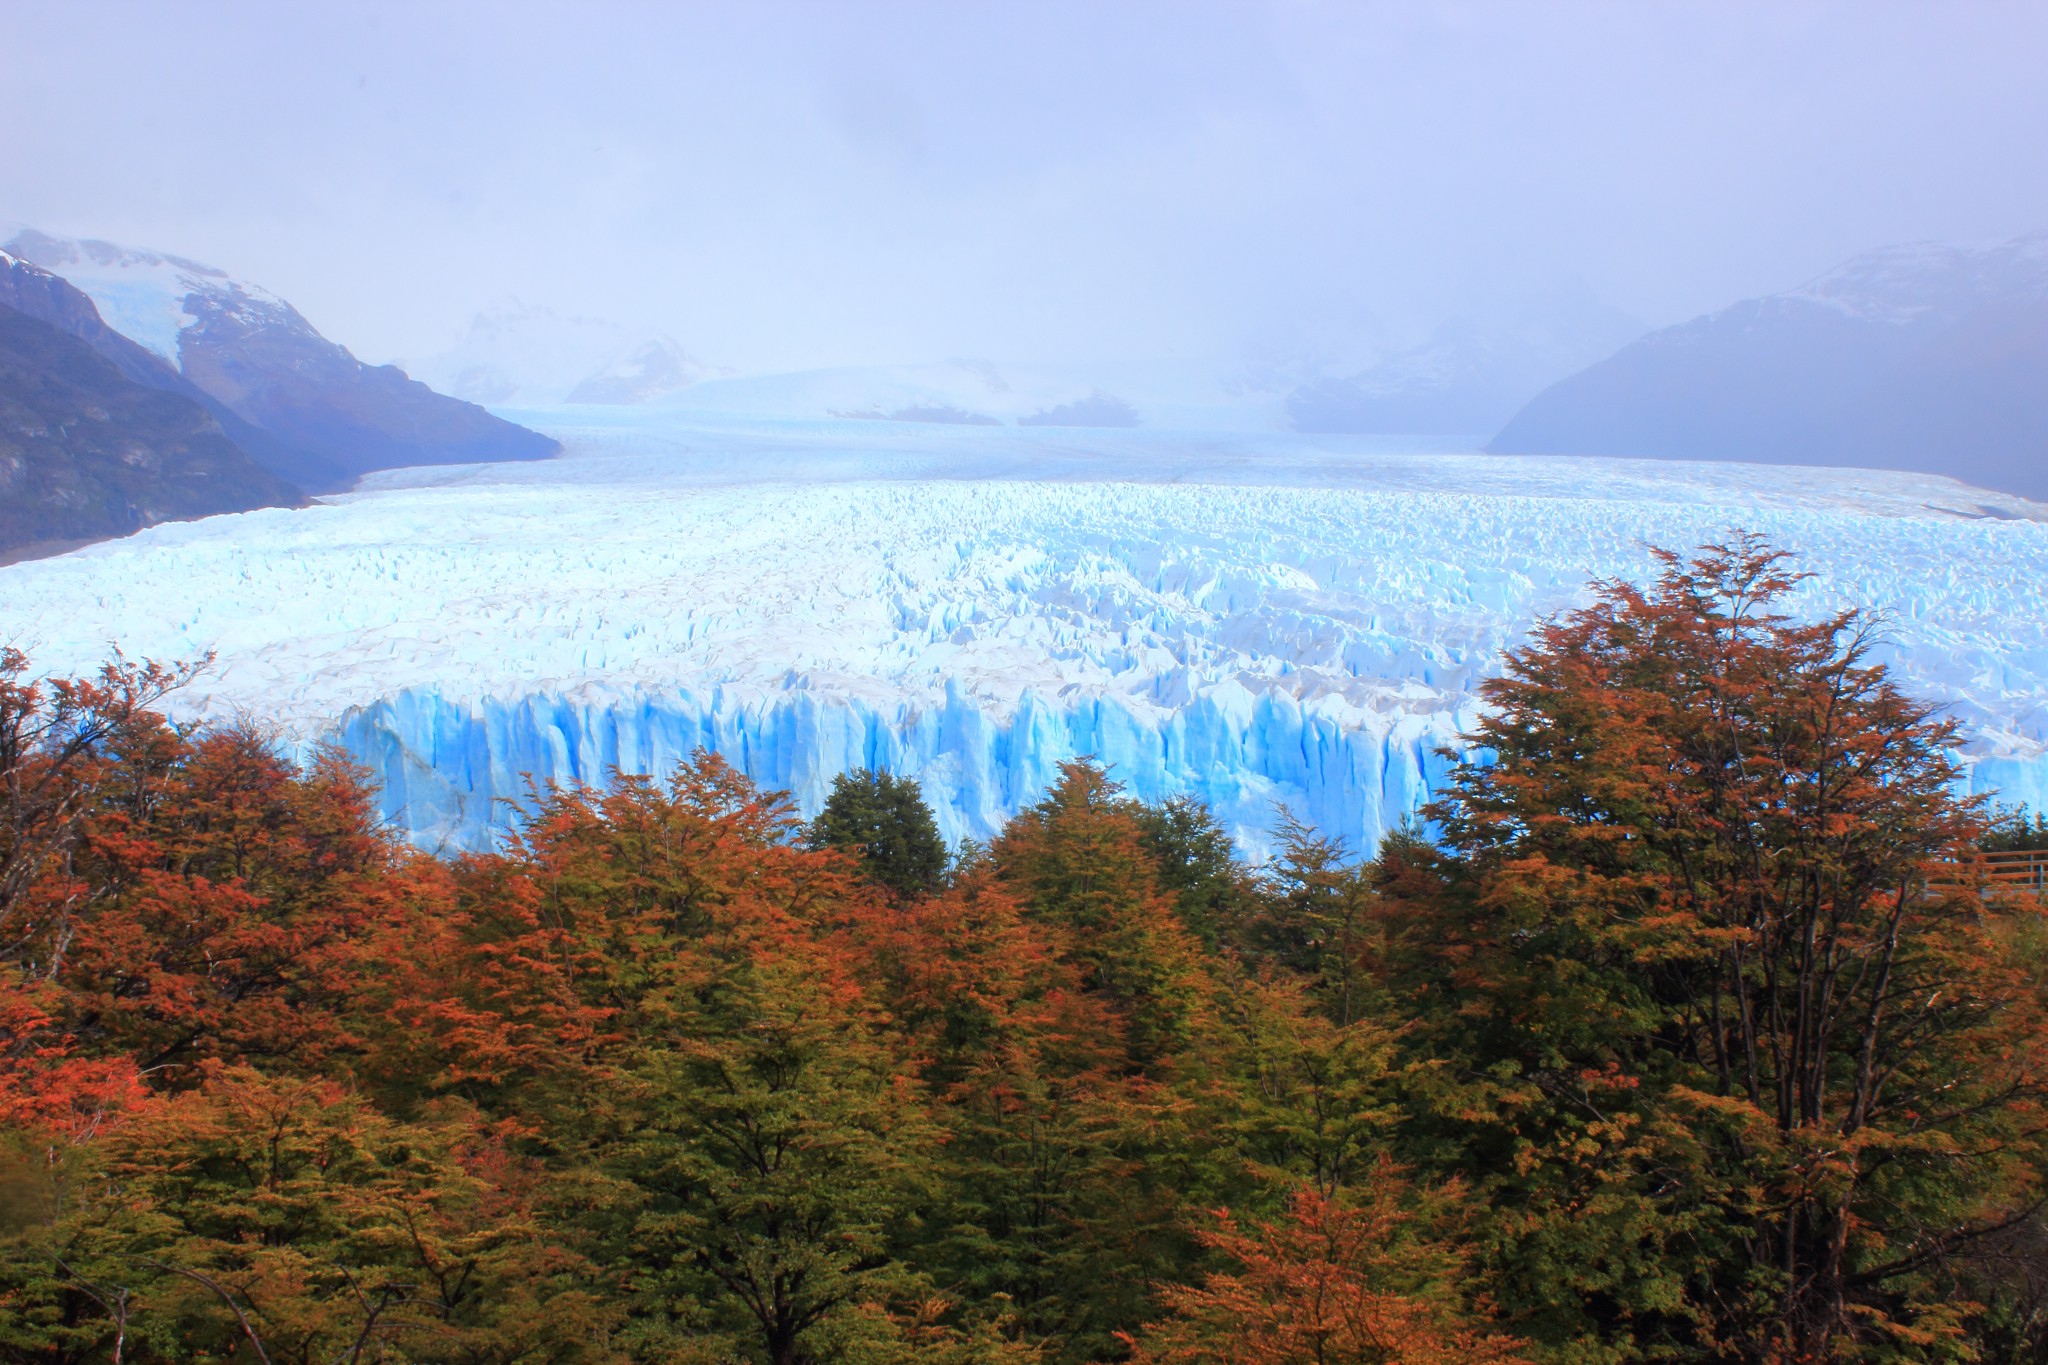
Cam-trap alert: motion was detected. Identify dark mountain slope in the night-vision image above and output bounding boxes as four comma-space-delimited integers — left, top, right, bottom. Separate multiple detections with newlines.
0, 248, 174, 390
1489, 232, 2048, 500
174, 292, 560, 489
0, 301, 303, 560
0, 248, 327, 487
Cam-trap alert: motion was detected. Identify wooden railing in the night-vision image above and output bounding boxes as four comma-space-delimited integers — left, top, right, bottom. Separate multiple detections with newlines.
1927, 850, 2048, 894
1982, 849, 2048, 891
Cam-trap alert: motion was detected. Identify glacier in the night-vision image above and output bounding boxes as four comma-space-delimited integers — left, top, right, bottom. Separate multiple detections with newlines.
1, 408, 2044, 859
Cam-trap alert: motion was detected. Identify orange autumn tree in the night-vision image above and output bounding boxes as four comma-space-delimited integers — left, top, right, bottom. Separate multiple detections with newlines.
1116, 1171, 1528, 1365
0, 649, 185, 1136
58, 729, 403, 1081
362, 754, 860, 1104
0, 647, 194, 964
1376, 535, 2048, 1362
2, 654, 404, 1137
0, 664, 604, 1365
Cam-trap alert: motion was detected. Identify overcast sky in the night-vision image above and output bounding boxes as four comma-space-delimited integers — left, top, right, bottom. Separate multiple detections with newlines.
4, 0, 2046, 372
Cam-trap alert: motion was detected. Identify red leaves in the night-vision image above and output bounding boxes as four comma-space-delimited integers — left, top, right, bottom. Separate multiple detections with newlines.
0, 973, 150, 1141
1, 647, 199, 983
2, 708, 410, 1135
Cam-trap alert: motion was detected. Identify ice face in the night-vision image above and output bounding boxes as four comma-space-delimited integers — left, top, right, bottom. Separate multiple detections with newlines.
3, 411, 2043, 859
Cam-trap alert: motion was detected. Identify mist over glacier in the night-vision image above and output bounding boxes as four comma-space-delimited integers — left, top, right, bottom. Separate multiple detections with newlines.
2, 411, 2044, 858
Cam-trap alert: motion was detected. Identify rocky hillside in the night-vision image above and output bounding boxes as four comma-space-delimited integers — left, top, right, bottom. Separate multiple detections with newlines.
0, 298, 302, 561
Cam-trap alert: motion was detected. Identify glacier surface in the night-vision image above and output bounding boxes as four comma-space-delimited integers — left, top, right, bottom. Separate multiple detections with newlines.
2, 409, 2044, 858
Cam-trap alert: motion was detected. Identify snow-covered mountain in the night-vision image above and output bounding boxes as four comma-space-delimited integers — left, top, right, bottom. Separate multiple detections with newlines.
0, 228, 293, 367
1491, 231, 2048, 499
565, 337, 707, 404
2, 227, 558, 489
1, 246, 200, 393
2, 410, 2041, 857
405, 301, 710, 406
1286, 291, 1646, 435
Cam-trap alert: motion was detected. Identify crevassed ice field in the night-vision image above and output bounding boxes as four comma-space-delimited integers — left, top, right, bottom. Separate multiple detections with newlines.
4, 408, 2045, 856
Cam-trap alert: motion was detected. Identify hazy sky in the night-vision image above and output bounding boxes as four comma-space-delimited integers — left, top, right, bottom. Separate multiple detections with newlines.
5, 1, 2046, 372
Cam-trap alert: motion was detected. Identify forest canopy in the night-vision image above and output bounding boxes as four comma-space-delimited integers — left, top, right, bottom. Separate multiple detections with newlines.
2, 538, 2044, 1365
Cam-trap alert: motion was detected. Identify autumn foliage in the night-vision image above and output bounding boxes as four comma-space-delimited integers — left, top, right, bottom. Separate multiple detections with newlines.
1, 539, 2043, 1365
1119, 1175, 1529, 1365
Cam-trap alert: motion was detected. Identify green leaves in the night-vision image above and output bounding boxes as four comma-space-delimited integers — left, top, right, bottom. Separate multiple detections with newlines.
584, 953, 935, 1365
808, 769, 950, 898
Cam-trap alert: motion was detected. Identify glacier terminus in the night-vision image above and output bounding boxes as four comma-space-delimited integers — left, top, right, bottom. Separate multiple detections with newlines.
2, 408, 2044, 859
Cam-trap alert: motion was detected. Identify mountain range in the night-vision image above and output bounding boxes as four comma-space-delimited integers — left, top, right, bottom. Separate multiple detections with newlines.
1490, 231, 2048, 500
1285, 291, 1647, 436
647, 361, 1179, 430
403, 301, 712, 407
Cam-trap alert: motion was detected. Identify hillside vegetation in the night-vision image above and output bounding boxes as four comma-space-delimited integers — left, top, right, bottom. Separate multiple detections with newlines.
2, 540, 2044, 1365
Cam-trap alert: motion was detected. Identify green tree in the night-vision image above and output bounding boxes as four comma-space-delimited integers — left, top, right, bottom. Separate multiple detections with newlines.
995, 763, 1215, 1072
581, 920, 936, 1365
1983, 805, 2048, 853
1133, 797, 1259, 952
1243, 813, 1382, 1026
807, 769, 949, 897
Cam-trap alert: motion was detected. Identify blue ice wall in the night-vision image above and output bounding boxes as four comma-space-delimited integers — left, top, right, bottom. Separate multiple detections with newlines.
333, 683, 1473, 859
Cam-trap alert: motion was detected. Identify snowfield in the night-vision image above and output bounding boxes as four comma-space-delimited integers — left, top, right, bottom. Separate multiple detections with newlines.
3, 409, 2045, 856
